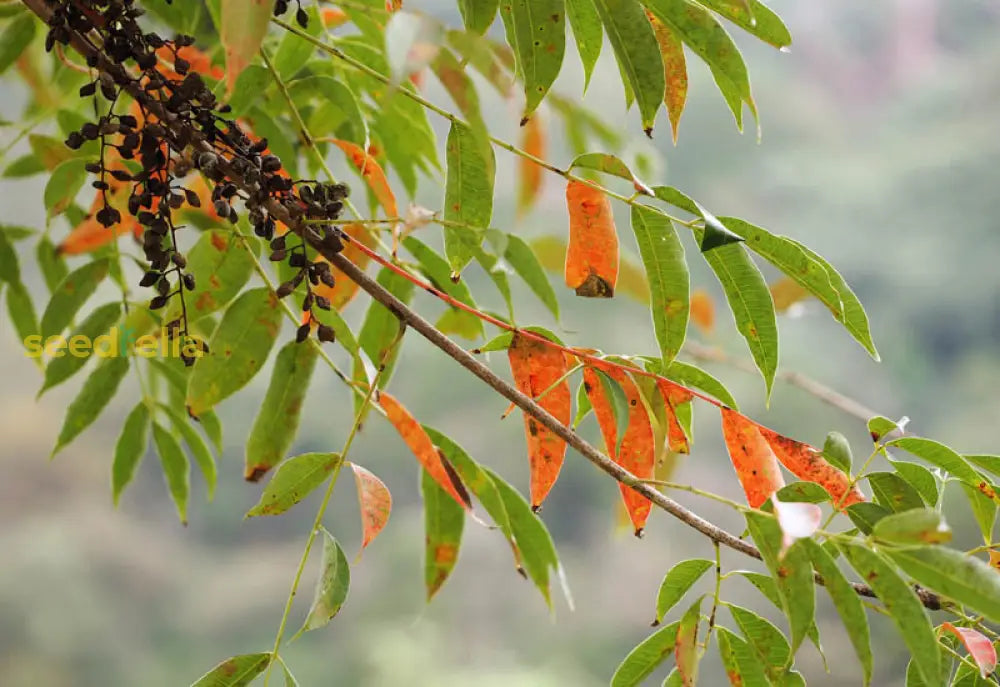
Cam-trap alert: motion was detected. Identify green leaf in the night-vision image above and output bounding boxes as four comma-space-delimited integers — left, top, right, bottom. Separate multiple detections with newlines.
888, 437, 990, 494
573, 379, 592, 428
39, 301, 121, 396
190, 652, 271, 687
226, 65, 272, 118
565, 0, 603, 91
458, 0, 499, 33
631, 205, 689, 367
643, 0, 753, 128
422, 466, 466, 600
0, 14, 36, 74
593, 367, 631, 454
272, 6, 320, 80
431, 47, 487, 137
775, 481, 831, 503
716, 626, 770, 687
745, 511, 814, 653
890, 460, 939, 507
0, 227, 20, 281
300, 527, 350, 632
959, 481, 996, 543
652, 359, 738, 410
504, 234, 560, 322
873, 508, 951, 545
499, 0, 566, 121
868, 415, 901, 443
802, 539, 872, 686
788, 238, 879, 360
846, 502, 891, 535
424, 427, 512, 540
4, 280, 38, 344
173, 230, 256, 322
475, 250, 514, 321
867, 471, 925, 512
52, 355, 129, 457
697, 0, 792, 49
966, 454, 1000, 479
654, 558, 712, 623
695, 235, 777, 399
4, 154, 45, 178
404, 236, 484, 339
245, 452, 341, 517
474, 331, 514, 353
356, 267, 415, 392
198, 410, 224, 455
245, 341, 319, 482
443, 120, 495, 274
152, 422, 190, 525
219, 0, 271, 90
485, 467, 563, 608
161, 404, 218, 500
838, 541, 940, 686
675, 596, 703, 684
44, 158, 88, 218
726, 602, 789, 670
112, 402, 151, 507
887, 546, 1000, 623
610, 621, 680, 687
293, 76, 368, 145
593, 0, 665, 134
186, 288, 283, 417
39, 259, 110, 340
36, 237, 68, 294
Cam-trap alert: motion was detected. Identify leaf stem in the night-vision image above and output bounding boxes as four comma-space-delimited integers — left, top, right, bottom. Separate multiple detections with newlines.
262, 367, 384, 685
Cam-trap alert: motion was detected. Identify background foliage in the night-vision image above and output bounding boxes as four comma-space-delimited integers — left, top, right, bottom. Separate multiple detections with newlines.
2, 0, 1000, 685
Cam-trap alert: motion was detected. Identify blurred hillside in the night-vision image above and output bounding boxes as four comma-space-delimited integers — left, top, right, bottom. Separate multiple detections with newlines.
2, 1, 999, 685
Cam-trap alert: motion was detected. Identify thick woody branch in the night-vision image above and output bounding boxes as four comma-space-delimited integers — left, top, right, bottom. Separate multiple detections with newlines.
18, 0, 942, 611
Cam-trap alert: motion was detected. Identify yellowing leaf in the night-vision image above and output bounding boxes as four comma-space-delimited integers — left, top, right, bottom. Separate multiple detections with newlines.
328, 139, 399, 218
720, 408, 784, 508
220, 0, 272, 94
380, 392, 471, 509
507, 331, 571, 509
350, 463, 392, 553
565, 180, 619, 298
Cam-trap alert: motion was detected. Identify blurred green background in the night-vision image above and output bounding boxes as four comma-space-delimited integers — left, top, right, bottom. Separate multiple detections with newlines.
2, 1, 1000, 685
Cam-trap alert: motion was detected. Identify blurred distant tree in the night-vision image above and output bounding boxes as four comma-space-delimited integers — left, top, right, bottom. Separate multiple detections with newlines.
2, 1, 1000, 685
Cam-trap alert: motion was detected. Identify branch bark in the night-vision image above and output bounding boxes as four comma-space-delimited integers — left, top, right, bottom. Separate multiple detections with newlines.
18, 0, 942, 611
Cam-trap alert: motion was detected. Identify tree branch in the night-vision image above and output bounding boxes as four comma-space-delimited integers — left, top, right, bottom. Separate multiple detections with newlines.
18, 0, 942, 612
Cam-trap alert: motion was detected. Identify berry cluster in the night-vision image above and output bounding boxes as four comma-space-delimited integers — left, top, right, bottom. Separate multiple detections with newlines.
273, 0, 311, 30
44, 0, 348, 362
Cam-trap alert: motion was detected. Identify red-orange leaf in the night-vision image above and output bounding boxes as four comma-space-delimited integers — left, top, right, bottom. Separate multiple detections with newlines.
328, 139, 398, 218
565, 180, 619, 298
720, 408, 784, 508
350, 463, 392, 553
517, 115, 545, 216
646, 10, 687, 144
941, 622, 997, 678
583, 365, 656, 535
757, 426, 864, 509
657, 378, 693, 454
312, 223, 375, 310
507, 331, 571, 510
321, 7, 348, 28
379, 391, 470, 510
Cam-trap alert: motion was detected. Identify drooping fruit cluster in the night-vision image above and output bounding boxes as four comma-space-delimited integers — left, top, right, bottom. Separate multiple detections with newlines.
44, 0, 347, 363
273, 0, 311, 30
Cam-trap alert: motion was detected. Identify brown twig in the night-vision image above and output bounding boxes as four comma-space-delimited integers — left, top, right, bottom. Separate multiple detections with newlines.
17, 0, 942, 612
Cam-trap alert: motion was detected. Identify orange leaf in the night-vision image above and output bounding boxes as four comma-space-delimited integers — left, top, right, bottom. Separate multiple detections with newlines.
941, 622, 997, 679
657, 379, 693, 454
720, 409, 784, 508
350, 463, 392, 552
517, 115, 545, 216
379, 392, 470, 509
757, 426, 864, 509
770, 276, 812, 313
689, 288, 714, 335
583, 365, 656, 535
507, 331, 571, 510
59, 170, 141, 255
565, 180, 619, 298
329, 139, 398, 218
321, 7, 349, 27
312, 223, 375, 310
990, 549, 1000, 572
646, 10, 687, 144
156, 44, 224, 82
